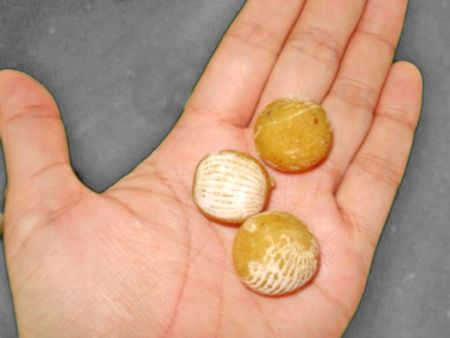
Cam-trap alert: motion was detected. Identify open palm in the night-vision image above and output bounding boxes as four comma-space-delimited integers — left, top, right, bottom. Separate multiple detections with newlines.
1, 0, 422, 337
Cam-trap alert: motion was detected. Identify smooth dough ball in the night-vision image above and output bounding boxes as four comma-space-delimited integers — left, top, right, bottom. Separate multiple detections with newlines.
232, 211, 319, 296
254, 97, 332, 172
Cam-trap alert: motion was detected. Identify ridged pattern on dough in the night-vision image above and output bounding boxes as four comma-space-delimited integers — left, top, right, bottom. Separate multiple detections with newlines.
193, 151, 269, 223
243, 236, 318, 295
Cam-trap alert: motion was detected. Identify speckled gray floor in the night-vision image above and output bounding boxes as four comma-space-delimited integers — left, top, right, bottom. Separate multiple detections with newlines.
0, 1, 448, 337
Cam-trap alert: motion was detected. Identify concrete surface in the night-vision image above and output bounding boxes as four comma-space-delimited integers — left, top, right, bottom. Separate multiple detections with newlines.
0, 0, 448, 337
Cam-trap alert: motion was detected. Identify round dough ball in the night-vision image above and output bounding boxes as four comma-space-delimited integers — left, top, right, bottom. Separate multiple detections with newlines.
254, 97, 332, 172
193, 150, 273, 224
232, 211, 319, 296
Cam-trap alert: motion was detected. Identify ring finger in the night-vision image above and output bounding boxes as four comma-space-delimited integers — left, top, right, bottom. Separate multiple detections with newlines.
321, 0, 409, 189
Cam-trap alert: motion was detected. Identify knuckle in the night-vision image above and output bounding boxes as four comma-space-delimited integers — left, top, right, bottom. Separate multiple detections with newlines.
2, 104, 59, 129
377, 107, 418, 133
356, 30, 395, 54
227, 19, 281, 55
184, 100, 244, 127
0, 70, 53, 110
183, 101, 210, 120
330, 76, 378, 111
0, 71, 58, 128
287, 27, 343, 65
353, 152, 403, 189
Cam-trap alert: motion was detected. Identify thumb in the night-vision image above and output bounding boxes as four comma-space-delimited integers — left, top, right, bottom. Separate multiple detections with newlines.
0, 70, 84, 239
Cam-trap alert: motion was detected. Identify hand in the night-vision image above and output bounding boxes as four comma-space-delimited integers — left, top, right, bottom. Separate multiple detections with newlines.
1, 0, 422, 337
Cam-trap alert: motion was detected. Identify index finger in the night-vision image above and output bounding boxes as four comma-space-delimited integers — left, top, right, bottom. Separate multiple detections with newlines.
180, 0, 305, 128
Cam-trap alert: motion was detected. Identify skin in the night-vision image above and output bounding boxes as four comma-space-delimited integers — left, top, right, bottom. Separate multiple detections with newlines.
0, 0, 422, 337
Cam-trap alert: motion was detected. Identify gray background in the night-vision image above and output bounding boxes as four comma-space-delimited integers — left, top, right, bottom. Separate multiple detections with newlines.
0, 0, 448, 337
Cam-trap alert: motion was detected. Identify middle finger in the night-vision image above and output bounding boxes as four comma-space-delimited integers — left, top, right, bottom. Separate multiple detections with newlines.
251, 0, 367, 123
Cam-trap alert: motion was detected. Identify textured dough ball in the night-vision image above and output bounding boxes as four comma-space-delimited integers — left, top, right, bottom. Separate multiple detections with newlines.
232, 211, 319, 295
254, 97, 332, 172
193, 150, 273, 224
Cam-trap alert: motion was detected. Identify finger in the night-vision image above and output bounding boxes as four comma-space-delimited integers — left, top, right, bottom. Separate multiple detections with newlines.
336, 61, 423, 264
180, 0, 305, 128
252, 0, 366, 119
321, 0, 409, 188
0, 70, 83, 226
